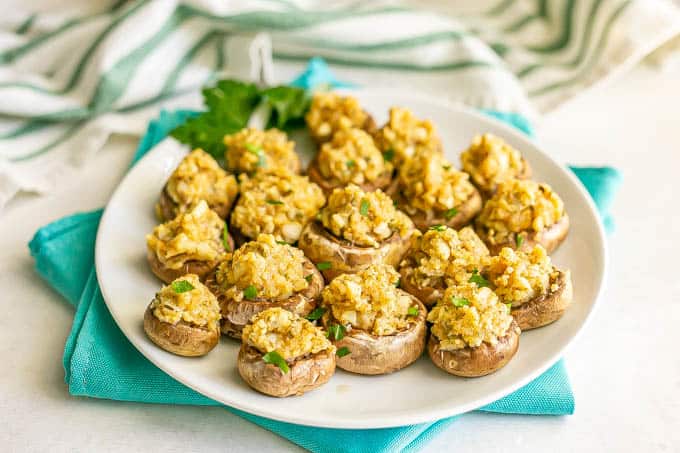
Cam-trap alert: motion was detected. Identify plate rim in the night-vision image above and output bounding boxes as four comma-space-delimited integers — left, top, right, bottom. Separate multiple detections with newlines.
95, 89, 608, 428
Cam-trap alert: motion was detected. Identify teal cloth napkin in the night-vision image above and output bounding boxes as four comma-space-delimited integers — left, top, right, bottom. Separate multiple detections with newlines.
29, 62, 622, 453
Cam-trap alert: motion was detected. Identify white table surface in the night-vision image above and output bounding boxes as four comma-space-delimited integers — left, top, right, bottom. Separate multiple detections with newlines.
1, 64, 679, 452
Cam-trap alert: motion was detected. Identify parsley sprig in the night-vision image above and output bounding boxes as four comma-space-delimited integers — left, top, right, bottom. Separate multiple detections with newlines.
305, 307, 326, 321
468, 269, 491, 288
171, 280, 194, 293
451, 297, 471, 307
262, 351, 289, 374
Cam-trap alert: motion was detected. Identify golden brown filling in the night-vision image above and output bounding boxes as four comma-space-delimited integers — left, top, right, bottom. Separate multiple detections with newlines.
146, 200, 226, 269
306, 92, 371, 142
477, 179, 565, 244
398, 149, 476, 214
376, 106, 441, 165
163, 149, 238, 216
216, 234, 309, 302
400, 226, 489, 289
321, 264, 417, 336
223, 127, 299, 174
242, 307, 334, 360
231, 167, 326, 243
427, 284, 513, 350
316, 128, 391, 186
320, 184, 413, 247
150, 274, 221, 330
484, 245, 559, 306
460, 134, 525, 193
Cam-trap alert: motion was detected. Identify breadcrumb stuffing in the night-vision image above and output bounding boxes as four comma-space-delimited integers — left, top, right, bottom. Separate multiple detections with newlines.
460, 134, 526, 193
306, 92, 372, 143
223, 127, 300, 174
375, 106, 441, 165
151, 274, 221, 330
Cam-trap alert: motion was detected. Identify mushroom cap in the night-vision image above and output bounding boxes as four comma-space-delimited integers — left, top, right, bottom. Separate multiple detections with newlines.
143, 304, 220, 357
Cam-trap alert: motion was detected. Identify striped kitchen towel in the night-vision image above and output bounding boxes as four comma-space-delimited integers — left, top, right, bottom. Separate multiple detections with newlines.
1, 0, 678, 209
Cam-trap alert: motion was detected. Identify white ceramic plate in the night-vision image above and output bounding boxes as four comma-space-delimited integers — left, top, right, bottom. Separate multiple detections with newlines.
96, 90, 607, 429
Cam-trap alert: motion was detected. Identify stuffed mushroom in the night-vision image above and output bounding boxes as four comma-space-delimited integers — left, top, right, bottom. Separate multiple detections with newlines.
143, 274, 221, 357
460, 133, 531, 197
230, 167, 326, 245
427, 284, 520, 377
319, 264, 427, 375
307, 128, 393, 195
482, 245, 573, 330
399, 226, 489, 307
305, 92, 377, 144
238, 307, 336, 397
391, 149, 482, 231
374, 106, 442, 166
475, 179, 569, 254
223, 127, 301, 175
156, 149, 239, 221
205, 234, 324, 338
298, 184, 417, 281
146, 200, 233, 283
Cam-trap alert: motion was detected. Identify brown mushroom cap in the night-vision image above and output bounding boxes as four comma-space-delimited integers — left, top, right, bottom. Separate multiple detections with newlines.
143, 304, 220, 357
511, 269, 573, 331
237, 344, 336, 397
156, 184, 234, 222
323, 295, 428, 375
205, 257, 324, 339
298, 220, 417, 281
398, 271, 444, 308
147, 248, 225, 284
392, 188, 483, 232
428, 320, 520, 377
306, 154, 393, 196
476, 214, 570, 255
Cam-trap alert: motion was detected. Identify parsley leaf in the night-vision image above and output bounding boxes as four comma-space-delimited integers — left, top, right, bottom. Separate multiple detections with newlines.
243, 285, 258, 300
305, 307, 326, 321
336, 346, 351, 357
443, 164, 451, 171
515, 234, 524, 248
469, 270, 491, 288
222, 224, 231, 252
266, 199, 284, 205
262, 351, 290, 373
407, 306, 419, 316
444, 207, 459, 219
429, 224, 446, 232
360, 198, 370, 216
304, 274, 313, 282
327, 323, 346, 341
506, 302, 512, 313
316, 261, 332, 271
395, 277, 401, 288
346, 159, 356, 168
383, 149, 395, 162
171, 280, 194, 293
451, 297, 471, 307
261, 86, 310, 131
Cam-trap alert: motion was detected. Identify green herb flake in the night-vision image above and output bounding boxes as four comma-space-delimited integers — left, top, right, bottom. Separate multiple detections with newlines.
336, 346, 351, 357
222, 224, 231, 252
262, 351, 289, 374
327, 323, 346, 341
395, 278, 401, 288
515, 234, 524, 248
451, 297, 471, 307
276, 240, 289, 245
407, 306, 419, 316
346, 159, 356, 168
505, 302, 513, 313
444, 207, 459, 219
443, 165, 451, 171
316, 261, 332, 271
383, 149, 395, 162
393, 200, 398, 208
245, 143, 262, 153
304, 274, 313, 283
468, 270, 490, 288
243, 285, 258, 300
359, 198, 370, 216
429, 224, 446, 232
266, 199, 284, 205
171, 280, 195, 293
305, 307, 326, 321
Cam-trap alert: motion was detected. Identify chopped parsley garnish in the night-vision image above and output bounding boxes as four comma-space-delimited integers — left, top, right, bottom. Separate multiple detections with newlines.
383, 149, 395, 162
359, 198, 370, 216
305, 307, 326, 321
407, 306, 419, 316
468, 270, 490, 288
245, 143, 266, 168
316, 261, 332, 271
395, 277, 401, 288
243, 285, 258, 300
245, 143, 261, 153
393, 199, 398, 207
346, 159, 356, 168
443, 164, 451, 171
262, 351, 289, 374
506, 302, 512, 313
171, 280, 194, 293
451, 297, 471, 307
429, 224, 446, 232
444, 207, 459, 219
276, 240, 289, 245
515, 234, 524, 248
336, 346, 351, 357
222, 224, 231, 252
327, 323, 346, 341
304, 274, 313, 282
266, 199, 284, 205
